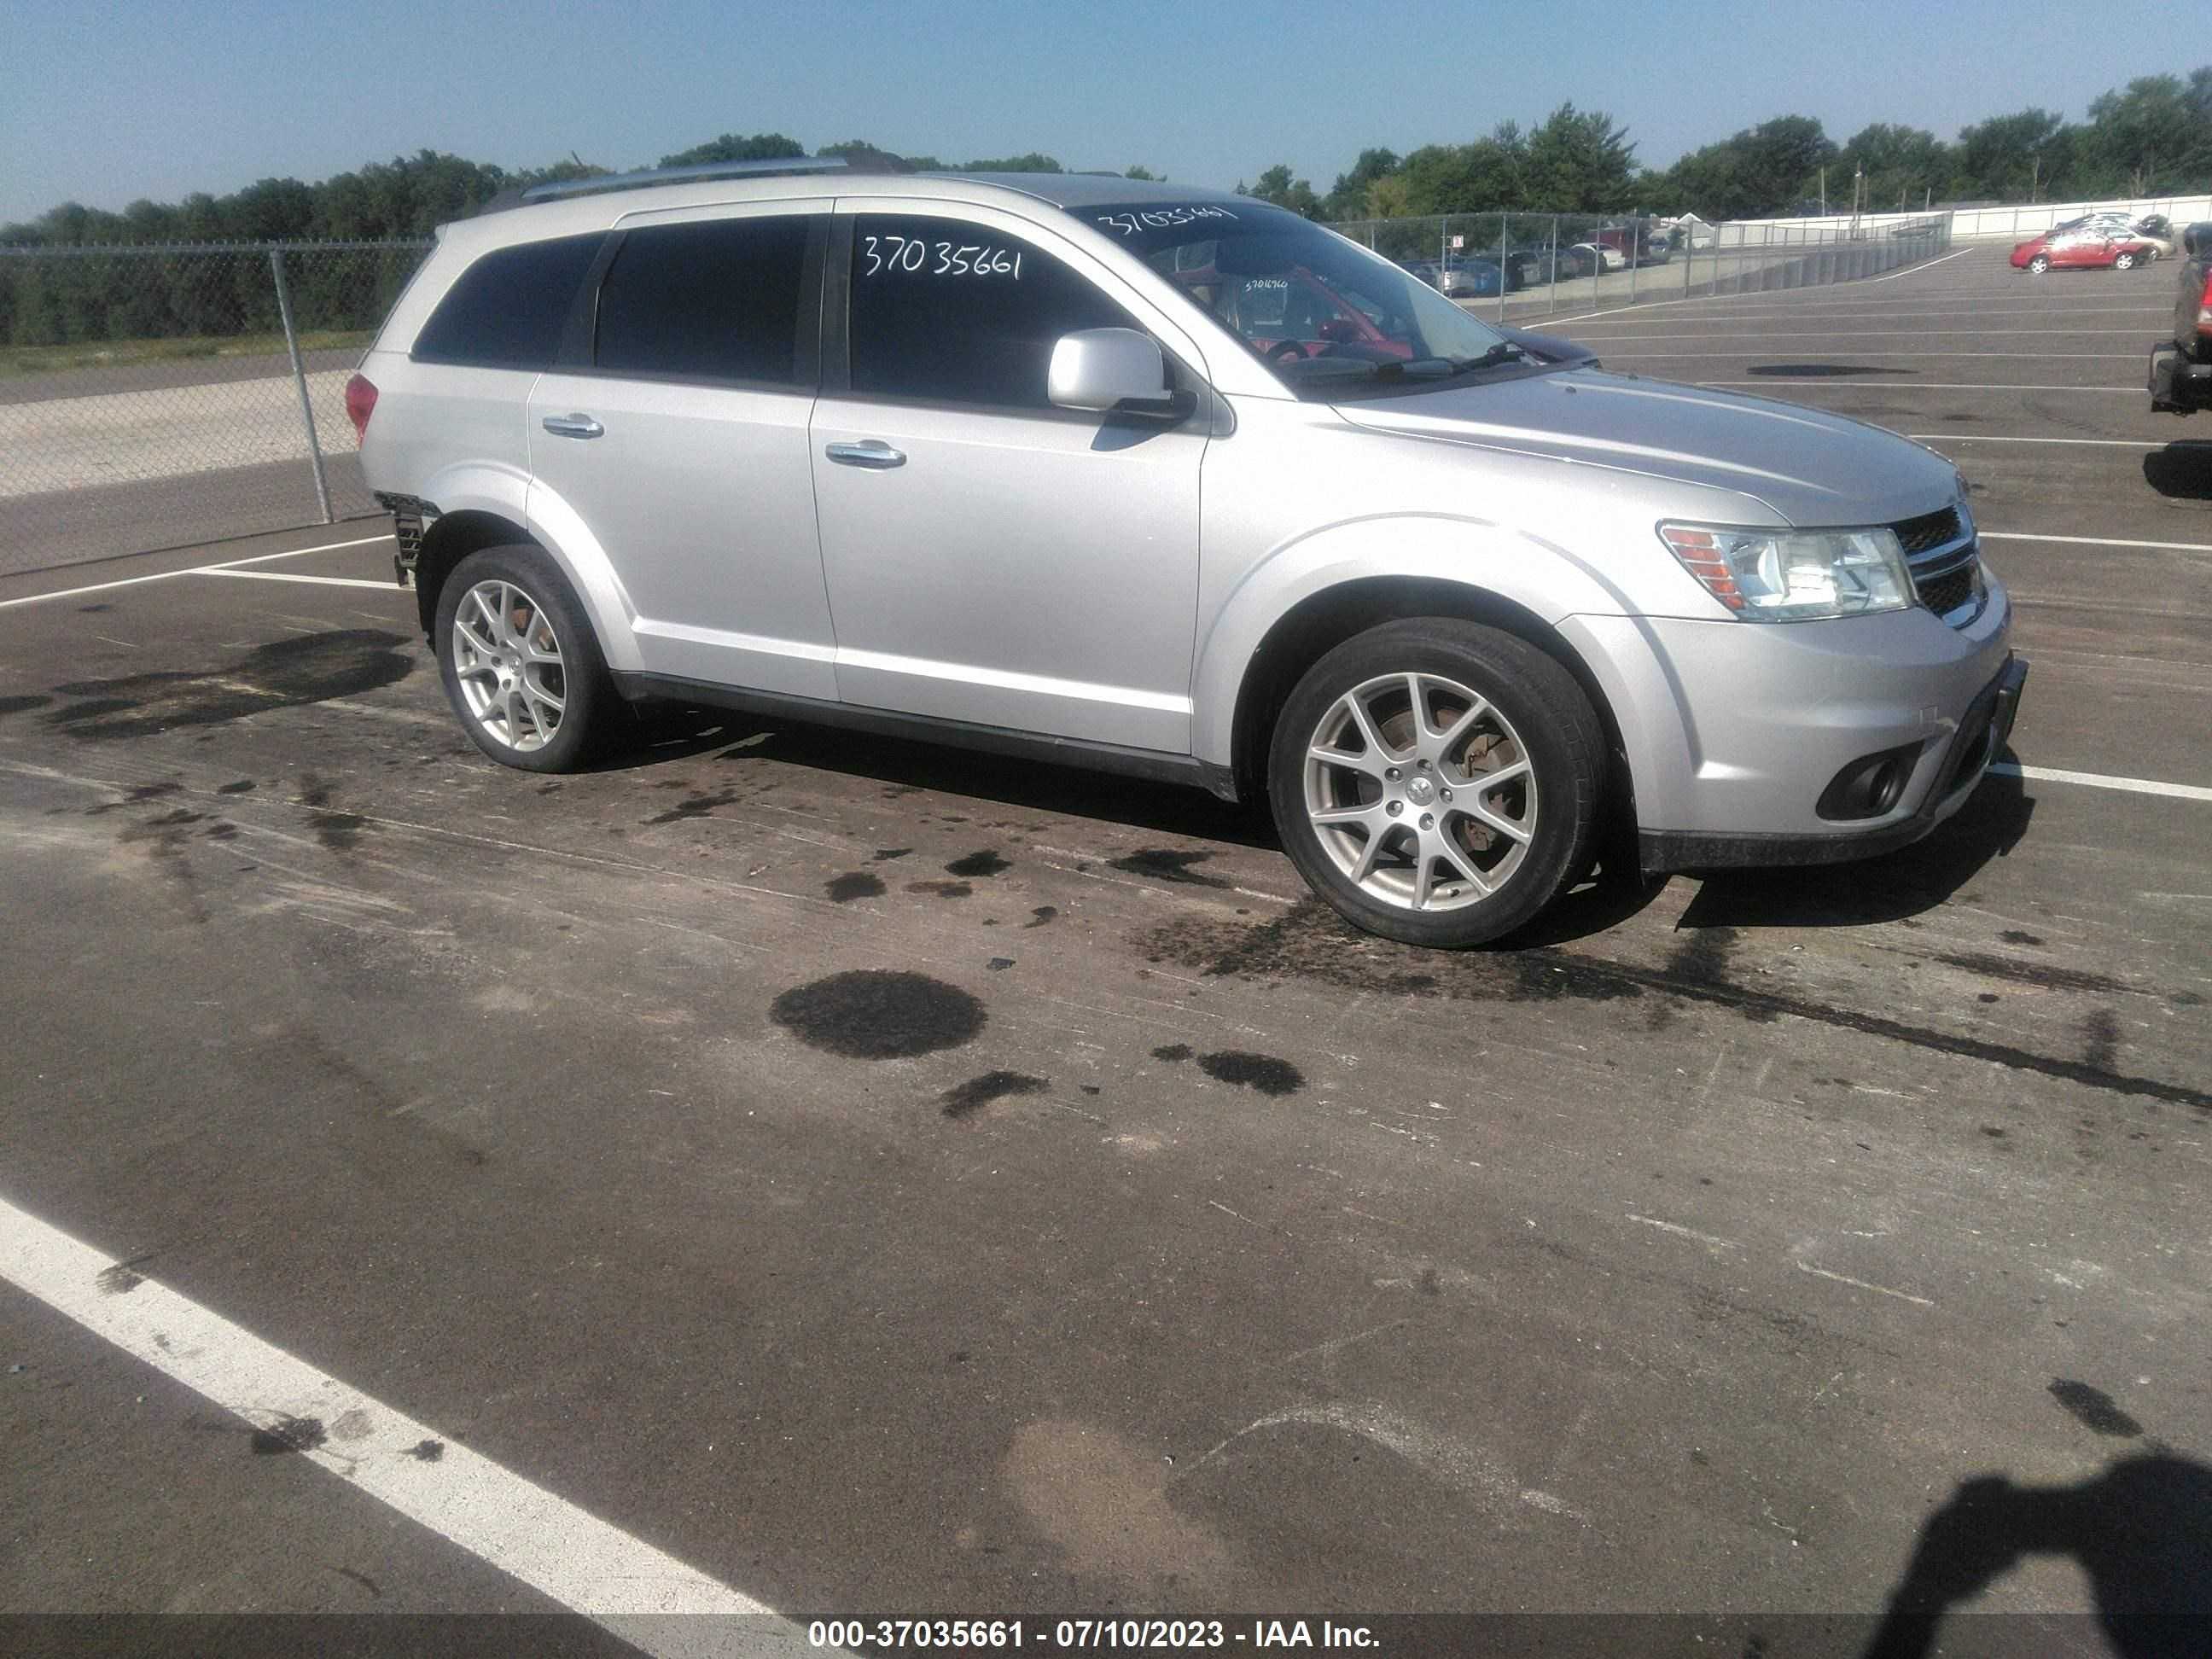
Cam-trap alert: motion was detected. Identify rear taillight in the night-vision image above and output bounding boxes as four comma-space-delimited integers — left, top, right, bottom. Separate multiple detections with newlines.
344, 373, 377, 442
2199, 271, 2212, 333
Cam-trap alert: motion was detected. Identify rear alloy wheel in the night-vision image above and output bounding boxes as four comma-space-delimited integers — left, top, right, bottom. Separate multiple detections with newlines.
2027, 253, 2051, 274
1268, 619, 1605, 948
436, 544, 618, 773
2113, 251, 2138, 271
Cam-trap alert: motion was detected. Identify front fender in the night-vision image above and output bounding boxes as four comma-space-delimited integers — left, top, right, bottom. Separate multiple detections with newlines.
1191, 514, 1691, 827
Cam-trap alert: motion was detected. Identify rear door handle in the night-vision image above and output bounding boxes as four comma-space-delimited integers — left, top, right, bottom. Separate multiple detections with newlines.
824, 439, 905, 469
541, 413, 603, 439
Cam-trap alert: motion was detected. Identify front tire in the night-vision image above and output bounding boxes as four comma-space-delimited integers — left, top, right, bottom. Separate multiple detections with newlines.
2027, 253, 2051, 274
435, 544, 620, 772
1266, 620, 1606, 948
2113, 251, 2138, 271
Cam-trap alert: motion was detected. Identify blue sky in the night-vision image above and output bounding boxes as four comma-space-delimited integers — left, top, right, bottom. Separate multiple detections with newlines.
1, 0, 2186, 223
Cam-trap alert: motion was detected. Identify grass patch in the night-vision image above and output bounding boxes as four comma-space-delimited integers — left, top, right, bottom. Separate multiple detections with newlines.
0, 329, 374, 378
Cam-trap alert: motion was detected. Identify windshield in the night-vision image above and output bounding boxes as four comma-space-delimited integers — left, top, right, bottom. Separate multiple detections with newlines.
1077, 200, 1524, 399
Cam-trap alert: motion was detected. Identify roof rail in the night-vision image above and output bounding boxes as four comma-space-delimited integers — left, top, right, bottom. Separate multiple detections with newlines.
520, 155, 848, 204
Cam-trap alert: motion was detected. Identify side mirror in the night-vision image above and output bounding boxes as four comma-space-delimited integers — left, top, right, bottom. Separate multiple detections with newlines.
1047, 328, 1179, 416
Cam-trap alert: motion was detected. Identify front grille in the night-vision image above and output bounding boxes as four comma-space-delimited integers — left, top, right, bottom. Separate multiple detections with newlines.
1894, 506, 1961, 556
1890, 504, 1982, 626
1916, 565, 1976, 617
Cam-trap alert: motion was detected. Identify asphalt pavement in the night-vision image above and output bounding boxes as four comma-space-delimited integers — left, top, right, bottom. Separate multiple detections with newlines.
1, 243, 2205, 1655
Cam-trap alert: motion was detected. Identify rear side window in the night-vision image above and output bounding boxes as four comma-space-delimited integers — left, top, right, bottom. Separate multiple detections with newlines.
847, 215, 1133, 409
411, 233, 603, 370
595, 216, 812, 385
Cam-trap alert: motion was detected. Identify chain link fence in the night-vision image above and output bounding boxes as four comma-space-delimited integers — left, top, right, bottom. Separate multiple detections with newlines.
1327, 212, 1952, 324
0, 240, 432, 575
0, 213, 1954, 577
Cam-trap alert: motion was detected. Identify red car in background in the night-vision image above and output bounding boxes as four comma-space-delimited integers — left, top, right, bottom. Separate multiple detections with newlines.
2011, 219, 2159, 274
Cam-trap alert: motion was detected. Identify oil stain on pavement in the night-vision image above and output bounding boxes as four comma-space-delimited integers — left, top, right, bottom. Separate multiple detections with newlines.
771, 969, 987, 1060
942, 1070, 1050, 1119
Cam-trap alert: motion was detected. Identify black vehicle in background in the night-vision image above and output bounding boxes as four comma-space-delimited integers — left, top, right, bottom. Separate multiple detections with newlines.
2149, 223, 2212, 415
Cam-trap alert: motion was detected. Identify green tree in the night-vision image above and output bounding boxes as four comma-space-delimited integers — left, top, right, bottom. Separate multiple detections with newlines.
1324, 148, 1399, 219
1837, 124, 1950, 210
1123, 165, 1159, 180
1394, 131, 1525, 215
1659, 115, 1837, 218
1240, 164, 1323, 218
961, 153, 1063, 172
656, 132, 806, 168
1522, 104, 1637, 212
1948, 108, 2072, 201
2079, 73, 2212, 194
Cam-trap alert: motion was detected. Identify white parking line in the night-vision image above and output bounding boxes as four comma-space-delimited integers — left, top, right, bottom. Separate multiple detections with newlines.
1993, 764, 2212, 803
1621, 352, 2138, 359
197, 568, 405, 591
1909, 435, 2165, 446
1982, 531, 2212, 552
1698, 381, 2138, 393
0, 1192, 797, 1651
0, 534, 396, 611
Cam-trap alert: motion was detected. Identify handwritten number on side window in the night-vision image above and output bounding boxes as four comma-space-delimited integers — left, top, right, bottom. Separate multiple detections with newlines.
862, 236, 1022, 280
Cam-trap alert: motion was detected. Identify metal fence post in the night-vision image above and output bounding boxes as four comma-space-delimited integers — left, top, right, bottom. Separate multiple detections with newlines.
1547, 215, 1558, 312
1627, 218, 1639, 305
1497, 211, 1507, 323
270, 247, 333, 526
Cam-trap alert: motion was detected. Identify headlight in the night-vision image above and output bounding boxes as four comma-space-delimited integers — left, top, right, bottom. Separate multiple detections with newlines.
1656, 522, 1913, 621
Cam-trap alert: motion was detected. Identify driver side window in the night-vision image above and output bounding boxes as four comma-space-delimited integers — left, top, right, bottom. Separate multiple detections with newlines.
847, 215, 1136, 410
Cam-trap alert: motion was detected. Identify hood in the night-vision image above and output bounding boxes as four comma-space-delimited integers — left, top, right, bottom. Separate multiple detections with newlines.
1333, 369, 1959, 527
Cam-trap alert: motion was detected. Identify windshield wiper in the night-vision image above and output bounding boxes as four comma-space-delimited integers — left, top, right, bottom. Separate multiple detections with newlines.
1446, 341, 1527, 375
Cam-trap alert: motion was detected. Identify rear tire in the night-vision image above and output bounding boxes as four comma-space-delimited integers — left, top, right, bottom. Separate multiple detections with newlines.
1266, 619, 1607, 948
435, 544, 620, 773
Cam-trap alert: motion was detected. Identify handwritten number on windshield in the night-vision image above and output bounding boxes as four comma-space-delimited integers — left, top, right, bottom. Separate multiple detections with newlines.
861, 236, 1022, 280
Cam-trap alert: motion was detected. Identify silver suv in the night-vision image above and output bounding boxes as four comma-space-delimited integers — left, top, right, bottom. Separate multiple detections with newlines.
352, 160, 2024, 948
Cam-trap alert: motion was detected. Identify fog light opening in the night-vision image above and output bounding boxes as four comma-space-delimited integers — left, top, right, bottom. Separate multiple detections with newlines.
1817, 742, 1925, 822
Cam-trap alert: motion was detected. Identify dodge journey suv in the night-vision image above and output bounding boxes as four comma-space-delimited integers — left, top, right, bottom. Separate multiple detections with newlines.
352, 160, 2024, 948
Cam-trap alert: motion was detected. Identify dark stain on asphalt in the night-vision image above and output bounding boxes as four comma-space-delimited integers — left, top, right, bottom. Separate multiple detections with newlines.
871, 847, 913, 862
2048, 1380, 2143, 1437
987, 957, 1015, 971
251, 1415, 329, 1455
331, 1567, 383, 1599
2000, 929, 2046, 946
203, 822, 238, 841
1197, 1051, 1305, 1096
1982, 1126, 2008, 1138
1934, 952, 2131, 996
825, 871, 886, 903
2082, 1010, 2122, 1071
771, 969, 987, 1060
1418, 1267, 1442, 1295
1112, 847, 1231, 888
311, 812, 368, 853
95, 1262, 146, 1295
907, 880, 973, 899
942, 1069, 1050, 1120
42, 630, 412, 742
1142, 903, 2212, 1111
1151, 1044, 1194, 1062
1976, 992, 2000, 1004
646, 790, 740, 825
946, 848, 1010, 878
218, 779, 255, 795
87, 781, 185, 815
1080, 1085, 1102, 1096
1025, 905, 1057, 928
0, 695, 54, 717
77, 602, 114, 613
405, 1439, 445, 1462
1651, 928, 1774, 1027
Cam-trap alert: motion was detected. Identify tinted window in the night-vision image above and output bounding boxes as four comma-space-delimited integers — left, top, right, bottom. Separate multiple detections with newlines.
848, 216, 1132, 409
596, 216, 812, 385
412, 233, 602, 369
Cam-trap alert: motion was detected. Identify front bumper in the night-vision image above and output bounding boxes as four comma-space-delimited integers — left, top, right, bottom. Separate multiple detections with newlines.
2151, 342, 2212, 414
1639, 653, 2026, 873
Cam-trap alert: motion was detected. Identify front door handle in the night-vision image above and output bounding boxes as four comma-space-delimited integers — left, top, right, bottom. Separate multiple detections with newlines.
824, 439, 905, 469
541, 413, 603, 439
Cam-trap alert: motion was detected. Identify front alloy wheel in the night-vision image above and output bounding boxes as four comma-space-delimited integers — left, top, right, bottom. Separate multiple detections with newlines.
2114, 252, 2137, 270
452, 578, 568, 752
2027, 253, 2051, 274
1267, 619, 1606, 948
1302, 672, 1536, 911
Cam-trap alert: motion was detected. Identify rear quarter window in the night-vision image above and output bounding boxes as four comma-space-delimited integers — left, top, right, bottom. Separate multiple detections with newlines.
411, 232, 604, 370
